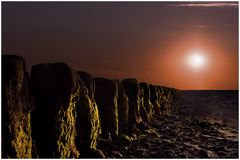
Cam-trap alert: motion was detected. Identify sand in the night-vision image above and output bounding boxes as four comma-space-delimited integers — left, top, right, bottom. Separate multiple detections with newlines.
98, 90, 238, 158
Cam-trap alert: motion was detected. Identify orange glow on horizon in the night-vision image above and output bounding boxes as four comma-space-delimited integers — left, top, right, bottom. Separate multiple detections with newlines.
2, 2, 238, 90
139, 31, 238, 90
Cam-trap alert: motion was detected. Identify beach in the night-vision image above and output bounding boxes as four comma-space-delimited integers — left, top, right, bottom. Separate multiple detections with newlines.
98, 90, 238, 158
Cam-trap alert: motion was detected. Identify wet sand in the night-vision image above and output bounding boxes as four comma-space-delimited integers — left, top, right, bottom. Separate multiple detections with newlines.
180, 90, 238, 128
98, 90, 238, 158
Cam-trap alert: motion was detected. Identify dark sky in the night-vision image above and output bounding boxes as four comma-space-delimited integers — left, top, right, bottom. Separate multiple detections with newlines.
2, 2, 238, 90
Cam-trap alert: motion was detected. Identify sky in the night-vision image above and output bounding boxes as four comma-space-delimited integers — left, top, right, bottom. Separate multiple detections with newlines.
2, 2, 238, 90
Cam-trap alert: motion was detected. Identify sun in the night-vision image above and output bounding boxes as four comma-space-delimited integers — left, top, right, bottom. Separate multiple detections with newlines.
187, 52, 206, 69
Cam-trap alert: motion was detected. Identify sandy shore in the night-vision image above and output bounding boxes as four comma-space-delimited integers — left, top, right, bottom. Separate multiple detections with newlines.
179, 90, 238, 128
98, 90, 238, 158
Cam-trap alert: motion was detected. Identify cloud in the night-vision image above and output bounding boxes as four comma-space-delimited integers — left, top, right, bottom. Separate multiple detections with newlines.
168, 2, 238, 8
193, 24, 236, 29
193, 25, 209, 28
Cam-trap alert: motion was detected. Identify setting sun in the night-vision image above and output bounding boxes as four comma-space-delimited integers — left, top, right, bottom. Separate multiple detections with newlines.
187, 52, 206, 69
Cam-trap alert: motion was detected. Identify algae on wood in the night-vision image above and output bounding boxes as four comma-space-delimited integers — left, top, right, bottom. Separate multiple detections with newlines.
116, 80, 129, 134
2, 55, 33, 158
140, 82, 155, 122
31, 63, 80, 158
94, 78, 119, 139
76, 71, 101, 150
122, 78, 142, 133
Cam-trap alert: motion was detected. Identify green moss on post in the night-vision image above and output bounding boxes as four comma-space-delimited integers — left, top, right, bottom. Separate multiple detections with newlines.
116, 80, 129, 134
122, 78, 142, 133
31, 63, 80, 158
75, 85, 101, 150
140, 82, 155, 122
2, 55, 33, 158
149, 84, 161, 115
56, 94, 79, 158
76, 71, 101, 151
94, 78, 119, 139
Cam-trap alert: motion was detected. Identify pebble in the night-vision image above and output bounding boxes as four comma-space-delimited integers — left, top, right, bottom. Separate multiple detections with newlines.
97, 114, 238, 158
111, 151, 123, 158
